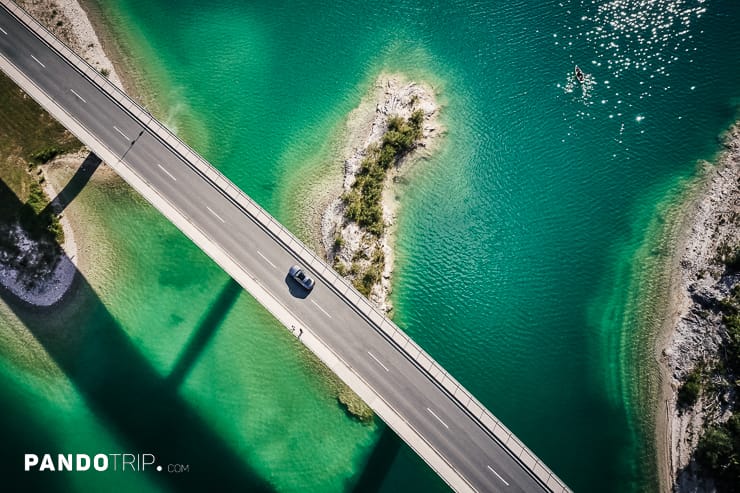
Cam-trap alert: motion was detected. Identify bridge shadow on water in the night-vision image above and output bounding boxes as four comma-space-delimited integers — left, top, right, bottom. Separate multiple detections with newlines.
0, 172, 274, 492
0, 372, 70, 492
1, 161, 411, 492
166, 279, 242, 389
351, 424, 403, 493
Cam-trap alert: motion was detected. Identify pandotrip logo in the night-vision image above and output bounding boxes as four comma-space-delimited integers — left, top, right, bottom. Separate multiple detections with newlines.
24, 454, 190, 473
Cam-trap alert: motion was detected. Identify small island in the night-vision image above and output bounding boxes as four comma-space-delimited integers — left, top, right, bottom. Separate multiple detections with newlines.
320, 74, 442, 314
295, 74, 443, 422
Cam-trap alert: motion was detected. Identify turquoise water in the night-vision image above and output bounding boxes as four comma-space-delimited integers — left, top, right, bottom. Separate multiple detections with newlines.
2, 0, 740, 491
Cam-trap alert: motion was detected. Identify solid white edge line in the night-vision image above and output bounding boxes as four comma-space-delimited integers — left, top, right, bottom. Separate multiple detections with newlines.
205, 206, 226, 224
113, 125, 129, 141
310, 299, 332, 319
69, 88, 86, 103
30, 54, 45, 68
426, 407, 449, 429
156, 163, 177, 181
0, 27, 7, 35
487, 466, 510, 487
256, 250, 276, 269
367, 351, 390, 372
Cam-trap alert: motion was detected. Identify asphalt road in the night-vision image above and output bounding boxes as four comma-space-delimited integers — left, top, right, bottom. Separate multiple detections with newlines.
0, 4, 558, 492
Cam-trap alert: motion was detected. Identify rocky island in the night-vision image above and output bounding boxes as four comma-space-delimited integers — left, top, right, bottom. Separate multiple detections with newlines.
319, 74, 442, 313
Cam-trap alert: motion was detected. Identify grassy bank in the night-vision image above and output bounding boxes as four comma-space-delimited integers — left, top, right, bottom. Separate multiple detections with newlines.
0, 73, 81, 274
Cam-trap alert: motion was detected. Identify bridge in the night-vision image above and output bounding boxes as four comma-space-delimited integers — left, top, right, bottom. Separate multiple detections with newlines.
0, 2, 569, 491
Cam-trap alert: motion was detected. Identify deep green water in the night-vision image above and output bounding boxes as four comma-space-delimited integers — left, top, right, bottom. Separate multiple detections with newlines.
2, 0, 740, 491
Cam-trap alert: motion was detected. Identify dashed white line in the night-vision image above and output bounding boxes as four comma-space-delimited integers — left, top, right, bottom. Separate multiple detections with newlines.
157, 164, 177, 181
206, 206, 226, 224
426, 407, 449, 429
113, 125, 130, 141
0, 27, 8, 35
256, 250, 276, 269
310, 299, 332, 319
367, 351, 390, 372
70, 88, 87, 103
30, 54, 45, 68
487, 466, 510, 487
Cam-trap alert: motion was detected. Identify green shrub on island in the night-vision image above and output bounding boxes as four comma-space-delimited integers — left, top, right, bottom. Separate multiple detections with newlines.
678, 367, 703, 408
695, 415, 740, 492
355, 264, 382, 297
342, 110, 425, 237
725, 249, 740, 272
724, 313, 740, 373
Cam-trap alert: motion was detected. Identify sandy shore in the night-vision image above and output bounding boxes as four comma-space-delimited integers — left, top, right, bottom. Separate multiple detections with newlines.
0, 0, 123, 307
658, 123, 740, 491
317, 73, 443, 312
17, 0, 122, 89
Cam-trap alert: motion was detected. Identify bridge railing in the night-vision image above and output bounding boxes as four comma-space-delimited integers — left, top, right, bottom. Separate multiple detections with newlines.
2, 2, 569, 491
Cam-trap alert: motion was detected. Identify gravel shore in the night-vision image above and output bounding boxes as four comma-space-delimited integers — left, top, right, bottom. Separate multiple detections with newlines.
659, 123, 740, 491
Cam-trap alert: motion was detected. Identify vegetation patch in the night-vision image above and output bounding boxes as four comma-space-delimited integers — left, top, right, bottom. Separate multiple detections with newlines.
695, 415, 740, 492
337, 110, 425, 297
0, 73, 81, 285
677, 366, 703, 409
686, 281, 740, 490
337, 386, 374, 424
342, 111, 424, 238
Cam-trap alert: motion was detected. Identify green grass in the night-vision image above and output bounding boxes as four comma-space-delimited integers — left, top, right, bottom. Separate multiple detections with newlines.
0, 72, 80, 251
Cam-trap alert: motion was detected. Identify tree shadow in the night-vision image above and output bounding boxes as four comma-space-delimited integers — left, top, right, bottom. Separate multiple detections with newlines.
166, 278, 242, 388
41, 151, 101, 216
0, 176, 275, 492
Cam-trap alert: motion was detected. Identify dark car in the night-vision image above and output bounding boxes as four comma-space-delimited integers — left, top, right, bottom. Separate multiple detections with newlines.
288, 265, 315, 291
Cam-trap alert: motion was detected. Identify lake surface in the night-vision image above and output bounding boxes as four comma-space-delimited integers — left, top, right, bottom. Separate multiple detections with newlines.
2, 0, 739, 491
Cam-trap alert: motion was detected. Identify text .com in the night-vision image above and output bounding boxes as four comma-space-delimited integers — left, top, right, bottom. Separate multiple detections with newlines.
24, 454, 190, 473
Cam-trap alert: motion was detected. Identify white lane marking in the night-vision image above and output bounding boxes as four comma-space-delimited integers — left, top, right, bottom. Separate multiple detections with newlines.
487, 466, 510, 487
157, 164, 177, 181
310, 299, 332, 319
70, 89, 87, 103
113, 125, 130, 141
256, 250, 276, 269
0, 27, 7, 35
367, 351, 390, 372
426, 407, 449, 430
30, 54, 45, 68
206, 206, 226, 224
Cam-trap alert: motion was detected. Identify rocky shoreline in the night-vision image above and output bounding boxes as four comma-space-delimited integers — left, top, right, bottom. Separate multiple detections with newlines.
319, 74, 442, 312
661, 123, 740, 491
